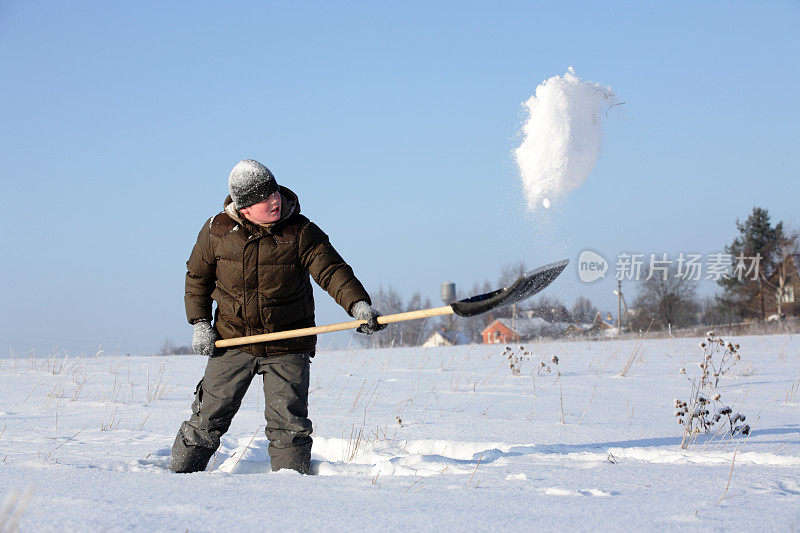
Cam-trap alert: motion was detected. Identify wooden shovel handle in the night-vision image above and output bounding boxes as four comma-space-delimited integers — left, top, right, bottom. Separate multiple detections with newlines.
214, 305, 455, 348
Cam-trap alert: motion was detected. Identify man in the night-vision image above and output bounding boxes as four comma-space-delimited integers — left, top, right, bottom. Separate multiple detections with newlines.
168, 159, 384, 474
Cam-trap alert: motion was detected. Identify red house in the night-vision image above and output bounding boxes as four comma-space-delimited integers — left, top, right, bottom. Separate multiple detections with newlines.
481, 317, 552, 344
481, 319, 517, 344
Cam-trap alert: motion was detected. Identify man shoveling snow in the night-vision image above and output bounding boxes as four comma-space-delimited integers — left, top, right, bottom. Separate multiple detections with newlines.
168, 159, 385, 474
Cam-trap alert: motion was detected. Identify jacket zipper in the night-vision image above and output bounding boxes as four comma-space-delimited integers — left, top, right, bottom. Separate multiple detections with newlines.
241, 233, 265, 332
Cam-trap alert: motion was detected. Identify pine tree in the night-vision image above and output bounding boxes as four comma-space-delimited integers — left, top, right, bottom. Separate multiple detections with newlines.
718, 207, 787, 320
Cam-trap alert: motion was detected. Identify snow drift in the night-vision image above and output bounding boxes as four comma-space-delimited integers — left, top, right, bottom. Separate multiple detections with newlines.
514, 67, 615, 211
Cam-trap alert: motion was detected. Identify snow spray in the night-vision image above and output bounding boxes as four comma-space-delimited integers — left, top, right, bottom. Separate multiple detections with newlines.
514, 67, 615, 211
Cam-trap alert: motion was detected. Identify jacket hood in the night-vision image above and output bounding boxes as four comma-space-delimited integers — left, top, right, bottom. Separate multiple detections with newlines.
223, 185, 300, 231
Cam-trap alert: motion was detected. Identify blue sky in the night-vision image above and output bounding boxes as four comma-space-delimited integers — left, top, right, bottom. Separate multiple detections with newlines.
1, 1, 798, 355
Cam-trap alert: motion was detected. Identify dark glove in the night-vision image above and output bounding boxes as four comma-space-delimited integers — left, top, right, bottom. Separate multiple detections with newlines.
351, 301, 386, 335
191, 320, 219, 356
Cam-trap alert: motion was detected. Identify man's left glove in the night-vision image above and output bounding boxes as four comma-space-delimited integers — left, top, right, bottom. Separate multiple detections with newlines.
191, 320, 219, 356
351, 301, 387, 335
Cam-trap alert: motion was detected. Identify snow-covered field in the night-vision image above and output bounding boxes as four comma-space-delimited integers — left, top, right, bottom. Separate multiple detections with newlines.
1, 334, 799, 531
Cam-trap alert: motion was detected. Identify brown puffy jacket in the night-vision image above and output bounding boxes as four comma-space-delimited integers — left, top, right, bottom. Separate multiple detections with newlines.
184, 186, 371, 357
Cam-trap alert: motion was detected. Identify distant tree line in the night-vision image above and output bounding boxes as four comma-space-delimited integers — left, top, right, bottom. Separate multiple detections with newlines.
357, 262, 609, 347
160, 338, 192, 355
630, 206, 798, 332
357, 206, 799, 345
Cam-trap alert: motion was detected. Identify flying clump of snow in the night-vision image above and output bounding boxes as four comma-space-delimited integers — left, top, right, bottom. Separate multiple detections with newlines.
514, 67, 615, 211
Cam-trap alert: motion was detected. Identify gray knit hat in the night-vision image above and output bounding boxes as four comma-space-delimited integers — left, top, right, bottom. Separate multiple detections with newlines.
228, 159, 279, 209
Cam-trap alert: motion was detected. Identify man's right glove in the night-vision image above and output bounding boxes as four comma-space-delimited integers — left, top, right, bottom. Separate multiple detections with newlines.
351, 301, 387, 335
191, 320, 219, 356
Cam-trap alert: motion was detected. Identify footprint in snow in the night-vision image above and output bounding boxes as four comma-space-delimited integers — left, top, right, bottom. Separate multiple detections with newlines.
775, 479, 800, 496
135, 447, 172, 470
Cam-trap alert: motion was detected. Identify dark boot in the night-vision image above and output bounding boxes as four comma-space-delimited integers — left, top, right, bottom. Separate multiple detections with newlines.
269, 440, 313, 474
168, 433, 216, 473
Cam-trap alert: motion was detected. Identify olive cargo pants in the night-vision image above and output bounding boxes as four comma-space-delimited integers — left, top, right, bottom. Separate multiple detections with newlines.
169, 349, 313, 474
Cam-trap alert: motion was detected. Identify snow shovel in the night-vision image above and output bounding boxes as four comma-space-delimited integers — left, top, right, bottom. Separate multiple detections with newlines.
215, 259, 569, 348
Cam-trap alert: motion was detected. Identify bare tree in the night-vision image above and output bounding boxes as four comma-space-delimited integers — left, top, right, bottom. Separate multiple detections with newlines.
397, 291, 437, 346
492, 262, 530, 320
359, 285, 405, 348
760, 227, 800, 317
355, 286, 442, 347
453, 281, 493, 342
529, 296, 572, 323
631, 265, 699, 330
698, 295, 738, 326
498, 261, 527, 288
571, 296, 598, 324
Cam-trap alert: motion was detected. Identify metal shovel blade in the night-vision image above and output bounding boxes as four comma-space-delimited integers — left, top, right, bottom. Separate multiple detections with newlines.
449, 259, 569, 317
